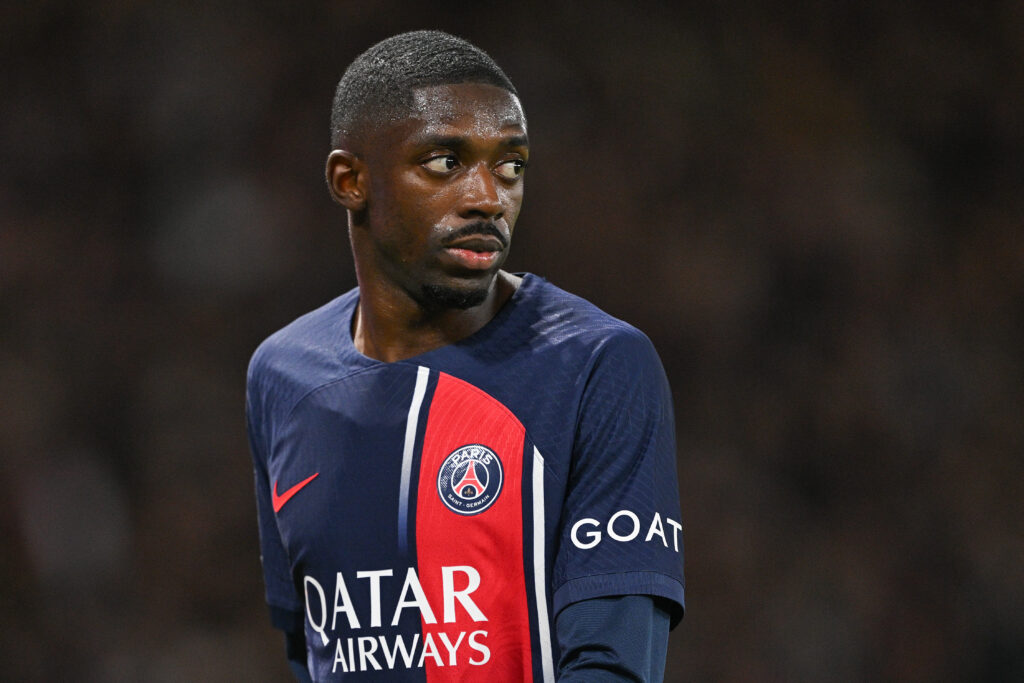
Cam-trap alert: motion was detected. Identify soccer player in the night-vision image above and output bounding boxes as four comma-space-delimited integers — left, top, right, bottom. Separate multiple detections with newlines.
246, 30, 685, 682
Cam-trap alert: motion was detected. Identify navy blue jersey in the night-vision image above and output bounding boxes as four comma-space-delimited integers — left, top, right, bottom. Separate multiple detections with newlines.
246, 274, 685, 681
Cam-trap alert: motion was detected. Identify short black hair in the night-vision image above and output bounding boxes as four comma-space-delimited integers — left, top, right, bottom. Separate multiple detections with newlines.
330, 30, 518, 148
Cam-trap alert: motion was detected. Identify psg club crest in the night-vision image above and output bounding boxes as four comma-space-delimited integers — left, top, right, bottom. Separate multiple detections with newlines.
437, 444, 503, 515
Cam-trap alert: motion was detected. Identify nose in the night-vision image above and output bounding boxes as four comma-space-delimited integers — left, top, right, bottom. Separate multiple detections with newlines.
459, 162, 504, 220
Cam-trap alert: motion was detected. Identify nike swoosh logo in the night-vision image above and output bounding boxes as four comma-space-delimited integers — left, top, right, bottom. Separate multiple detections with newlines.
272, 472, 319, 513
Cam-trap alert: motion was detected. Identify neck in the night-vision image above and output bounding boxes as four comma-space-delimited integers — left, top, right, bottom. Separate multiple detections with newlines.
352, 270, 521, 362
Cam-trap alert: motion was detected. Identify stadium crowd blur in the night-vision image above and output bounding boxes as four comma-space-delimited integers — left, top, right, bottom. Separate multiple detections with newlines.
2, 2, 1021, 681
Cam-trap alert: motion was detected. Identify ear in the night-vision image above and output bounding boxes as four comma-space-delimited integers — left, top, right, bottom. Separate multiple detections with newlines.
326, 150, 368, 211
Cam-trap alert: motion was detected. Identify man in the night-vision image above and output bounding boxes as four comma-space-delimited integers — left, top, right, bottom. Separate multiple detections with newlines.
247, 30, 684, 682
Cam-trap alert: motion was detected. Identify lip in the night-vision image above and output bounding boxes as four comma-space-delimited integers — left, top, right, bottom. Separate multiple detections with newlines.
439, 232, 505, 270
444, 235, 504, 252
441, 245, 502, 270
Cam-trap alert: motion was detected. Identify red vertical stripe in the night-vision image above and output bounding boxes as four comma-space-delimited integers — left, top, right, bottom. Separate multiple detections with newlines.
416, 372, 532, 681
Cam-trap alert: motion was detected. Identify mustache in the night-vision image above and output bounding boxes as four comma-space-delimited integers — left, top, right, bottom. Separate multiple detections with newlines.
441, 221, 509, 249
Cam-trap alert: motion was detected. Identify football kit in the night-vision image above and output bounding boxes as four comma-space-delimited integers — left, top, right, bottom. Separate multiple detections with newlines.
247, 274, 685, 681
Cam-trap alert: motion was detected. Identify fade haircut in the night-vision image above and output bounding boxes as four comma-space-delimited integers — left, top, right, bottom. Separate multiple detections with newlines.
330, 30, 518, 148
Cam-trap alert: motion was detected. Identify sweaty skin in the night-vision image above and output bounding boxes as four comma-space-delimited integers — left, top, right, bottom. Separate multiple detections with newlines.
326, 83, 530, 362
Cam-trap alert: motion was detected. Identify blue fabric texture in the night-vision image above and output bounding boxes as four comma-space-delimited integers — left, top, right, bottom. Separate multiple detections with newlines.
556, 595, 671, 682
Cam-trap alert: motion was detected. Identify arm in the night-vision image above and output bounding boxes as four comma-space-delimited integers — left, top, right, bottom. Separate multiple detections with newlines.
552, 329, 685, 618
551, 328, 685, 675
251, 432, 310, 680
556, 595, 671, 682
247, 381, 309, 681
271, 606, 313, 683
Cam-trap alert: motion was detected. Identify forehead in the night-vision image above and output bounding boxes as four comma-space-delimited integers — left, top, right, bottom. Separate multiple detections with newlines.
405, 82, 526, 137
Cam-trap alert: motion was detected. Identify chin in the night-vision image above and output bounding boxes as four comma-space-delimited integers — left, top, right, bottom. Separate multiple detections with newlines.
419, 282, 490, 311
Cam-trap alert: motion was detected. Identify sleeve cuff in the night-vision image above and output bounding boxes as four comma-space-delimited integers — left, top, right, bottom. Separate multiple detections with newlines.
553, 571, 685, 629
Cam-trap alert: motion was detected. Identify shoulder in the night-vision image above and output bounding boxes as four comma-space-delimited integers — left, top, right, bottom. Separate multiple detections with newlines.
521, 275, 660, 363
247, 288, 359, 402
515, 279, 670, 418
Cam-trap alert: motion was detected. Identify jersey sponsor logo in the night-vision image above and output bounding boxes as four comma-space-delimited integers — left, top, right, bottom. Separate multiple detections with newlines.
570, 509, 683, 552
302, 565, 490, 674
436, 444, 503, 515
272, 472, 319, 513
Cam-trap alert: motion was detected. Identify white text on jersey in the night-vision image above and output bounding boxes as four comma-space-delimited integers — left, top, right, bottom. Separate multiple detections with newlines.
570, 509, 682, 551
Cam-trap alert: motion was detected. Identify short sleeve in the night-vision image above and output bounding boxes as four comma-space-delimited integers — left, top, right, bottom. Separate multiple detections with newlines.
551, 328, 685, 627
246, 382, 303, 616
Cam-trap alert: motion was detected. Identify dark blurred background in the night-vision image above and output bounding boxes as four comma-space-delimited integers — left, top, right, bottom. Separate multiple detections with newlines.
2, 1, 1022, 681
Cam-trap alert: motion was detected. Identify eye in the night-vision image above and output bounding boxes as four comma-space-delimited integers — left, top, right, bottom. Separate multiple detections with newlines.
423, 155, 458, 173
494, 158, 526, 180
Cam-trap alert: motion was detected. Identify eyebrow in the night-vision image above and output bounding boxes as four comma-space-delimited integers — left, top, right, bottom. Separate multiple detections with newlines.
503, 134, 529, 148
411, 134, 530, 150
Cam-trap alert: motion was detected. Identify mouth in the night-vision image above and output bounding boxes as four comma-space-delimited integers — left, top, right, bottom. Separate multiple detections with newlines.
441, 242, 503, 270
444, 235, 503, 253
439, 224, 508, 270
